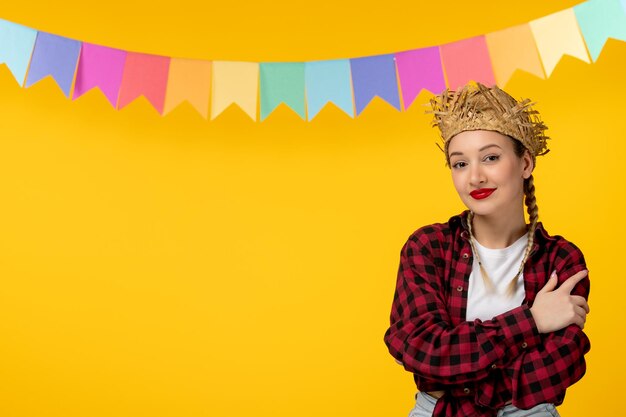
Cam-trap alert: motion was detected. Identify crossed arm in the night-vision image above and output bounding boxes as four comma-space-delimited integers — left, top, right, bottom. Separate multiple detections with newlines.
384, 234, 590, 406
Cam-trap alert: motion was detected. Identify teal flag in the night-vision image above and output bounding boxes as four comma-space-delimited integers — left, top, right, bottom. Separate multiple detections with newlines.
574, 0, 626, 61
260, 62, 305, 121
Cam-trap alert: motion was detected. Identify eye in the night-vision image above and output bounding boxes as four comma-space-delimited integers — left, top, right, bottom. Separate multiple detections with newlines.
484, 154, 500, 162
452, 161, 467, 169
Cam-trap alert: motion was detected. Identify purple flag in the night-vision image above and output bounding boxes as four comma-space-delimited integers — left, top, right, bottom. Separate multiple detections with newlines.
395, 46, 446, 109
350, 54, 401, 116
73, 43, 127, 107
25, 32, 81, 97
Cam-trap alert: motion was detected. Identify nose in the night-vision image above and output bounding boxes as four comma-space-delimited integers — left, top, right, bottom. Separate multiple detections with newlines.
469, 163, 486, 186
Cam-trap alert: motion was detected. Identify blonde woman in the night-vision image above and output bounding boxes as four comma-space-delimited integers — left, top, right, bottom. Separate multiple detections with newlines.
383, 83, 590, 417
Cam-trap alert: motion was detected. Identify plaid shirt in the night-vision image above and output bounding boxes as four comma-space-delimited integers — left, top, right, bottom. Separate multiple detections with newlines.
383, 210, 591, 417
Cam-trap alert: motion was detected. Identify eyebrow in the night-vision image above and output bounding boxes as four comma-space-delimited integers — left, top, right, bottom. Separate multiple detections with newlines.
449, 144, 502, 157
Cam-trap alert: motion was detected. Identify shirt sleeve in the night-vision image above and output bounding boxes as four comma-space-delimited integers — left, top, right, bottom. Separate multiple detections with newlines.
383, 230, 542, 385
493, 242, 591, 409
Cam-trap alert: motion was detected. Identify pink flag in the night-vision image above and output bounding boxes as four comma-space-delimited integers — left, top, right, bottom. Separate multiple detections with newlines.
117, 52, 170, 114
395, 46, 446, 110
73, 43, 127, 107
440, 36, 496, 90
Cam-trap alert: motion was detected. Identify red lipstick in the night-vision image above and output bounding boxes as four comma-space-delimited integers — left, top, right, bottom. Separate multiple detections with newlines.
470, 188, 496, 200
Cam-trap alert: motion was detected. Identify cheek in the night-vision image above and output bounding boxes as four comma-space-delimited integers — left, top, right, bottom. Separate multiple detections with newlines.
490, 163, 518, 183
450, 172, 466, 195
492, 166, 524, 193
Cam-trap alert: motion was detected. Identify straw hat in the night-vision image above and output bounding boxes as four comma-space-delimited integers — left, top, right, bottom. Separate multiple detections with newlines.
425, 82, 550, 166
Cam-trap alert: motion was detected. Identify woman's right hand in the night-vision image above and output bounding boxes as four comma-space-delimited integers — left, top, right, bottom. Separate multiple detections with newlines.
530, 269, 590, 333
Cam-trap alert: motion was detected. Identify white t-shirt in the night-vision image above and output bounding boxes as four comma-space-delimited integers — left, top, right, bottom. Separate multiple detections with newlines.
465, 233, 528, 321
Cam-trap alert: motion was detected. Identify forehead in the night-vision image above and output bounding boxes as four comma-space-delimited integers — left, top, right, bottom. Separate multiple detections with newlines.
447, 130, 511, 154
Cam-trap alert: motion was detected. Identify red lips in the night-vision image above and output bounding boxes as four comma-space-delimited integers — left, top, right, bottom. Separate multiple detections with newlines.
470, 188, 496, 200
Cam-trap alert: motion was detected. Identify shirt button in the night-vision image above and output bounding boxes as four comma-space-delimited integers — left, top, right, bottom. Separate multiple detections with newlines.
491, 364, 497, 369
463, 388, 470, 394
462, 253, 469, 259
522, 342, 528, 348
456, 285, 463, 292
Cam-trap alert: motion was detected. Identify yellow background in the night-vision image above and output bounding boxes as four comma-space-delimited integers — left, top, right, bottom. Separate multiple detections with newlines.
0, 1, 623, 416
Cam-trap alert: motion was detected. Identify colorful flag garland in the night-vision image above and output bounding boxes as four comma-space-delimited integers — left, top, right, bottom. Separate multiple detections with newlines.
0, 0, 624, 121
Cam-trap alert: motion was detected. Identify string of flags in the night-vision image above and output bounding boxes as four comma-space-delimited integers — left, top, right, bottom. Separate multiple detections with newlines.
0, 0, 624, 122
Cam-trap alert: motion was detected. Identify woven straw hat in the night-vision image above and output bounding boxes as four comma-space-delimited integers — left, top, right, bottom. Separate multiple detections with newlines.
425, 82, 550, 166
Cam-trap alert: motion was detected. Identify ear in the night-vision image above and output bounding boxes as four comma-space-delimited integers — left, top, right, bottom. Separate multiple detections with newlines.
521, 150, 534, 179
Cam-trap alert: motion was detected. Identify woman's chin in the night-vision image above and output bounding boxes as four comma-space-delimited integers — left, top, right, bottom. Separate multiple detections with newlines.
463, 201, 496, 217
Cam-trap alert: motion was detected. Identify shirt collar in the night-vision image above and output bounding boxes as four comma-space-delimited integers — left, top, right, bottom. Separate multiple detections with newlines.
451, 210, 555, 254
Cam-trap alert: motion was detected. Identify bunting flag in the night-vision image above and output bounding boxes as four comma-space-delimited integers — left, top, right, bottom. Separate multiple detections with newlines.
305, 59, 354, 120
574, 0, 626, 61
0, 0, 624, 122
210, 61, 258, 121
164, 58, 212, 118
440, 35, 496, 90
24, 32, 81, 97
395, 46, 445, 110
117, 52, 170, 114
260, 62, 306, 121
0, 19, 37, 86
73, 43, 126, 107
485, 24, 545, 86
529, 8, 591, 77
351, 54, 401, 116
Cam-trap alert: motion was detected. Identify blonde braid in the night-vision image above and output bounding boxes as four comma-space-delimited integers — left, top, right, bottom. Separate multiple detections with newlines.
505, 175, 538, 297
467, 211, 497, 294
467, 175, 538, 298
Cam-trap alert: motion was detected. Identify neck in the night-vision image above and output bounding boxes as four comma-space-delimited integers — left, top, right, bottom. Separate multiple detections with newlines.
470, 209, 528, 249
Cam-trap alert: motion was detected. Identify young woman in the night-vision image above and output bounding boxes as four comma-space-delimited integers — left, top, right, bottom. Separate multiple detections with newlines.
383, 82, 591, 417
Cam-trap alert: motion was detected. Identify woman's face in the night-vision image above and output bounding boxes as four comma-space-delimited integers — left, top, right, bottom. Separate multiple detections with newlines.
447, 130, 533, 218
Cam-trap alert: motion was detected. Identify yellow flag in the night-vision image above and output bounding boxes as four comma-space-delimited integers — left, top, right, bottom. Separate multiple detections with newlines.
211, 61, 259, 121
529, 8, 590, 77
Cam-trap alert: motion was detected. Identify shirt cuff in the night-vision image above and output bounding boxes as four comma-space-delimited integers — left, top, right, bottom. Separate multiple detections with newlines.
495, 305, 542, 361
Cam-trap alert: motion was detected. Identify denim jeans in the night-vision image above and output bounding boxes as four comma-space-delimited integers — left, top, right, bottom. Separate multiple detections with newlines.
408, 391, 561, 417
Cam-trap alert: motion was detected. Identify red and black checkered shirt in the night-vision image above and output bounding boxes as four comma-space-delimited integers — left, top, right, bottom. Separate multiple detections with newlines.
383, 210, 591, 417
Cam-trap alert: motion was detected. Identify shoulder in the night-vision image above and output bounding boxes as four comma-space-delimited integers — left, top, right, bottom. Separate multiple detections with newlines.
534, 223, 589, 295
535, 222, 586, 263
403, 211, 466, 252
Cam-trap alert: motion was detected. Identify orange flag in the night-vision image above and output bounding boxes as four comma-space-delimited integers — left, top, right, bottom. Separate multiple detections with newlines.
163, 58, 212, 118
485, 24, 545, 86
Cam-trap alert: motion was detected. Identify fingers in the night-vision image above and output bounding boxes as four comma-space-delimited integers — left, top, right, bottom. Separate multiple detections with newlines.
574, 305, 587, 323
573, 307, 586, 329
557, 269, 588, 294
571, 295, 590, 313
